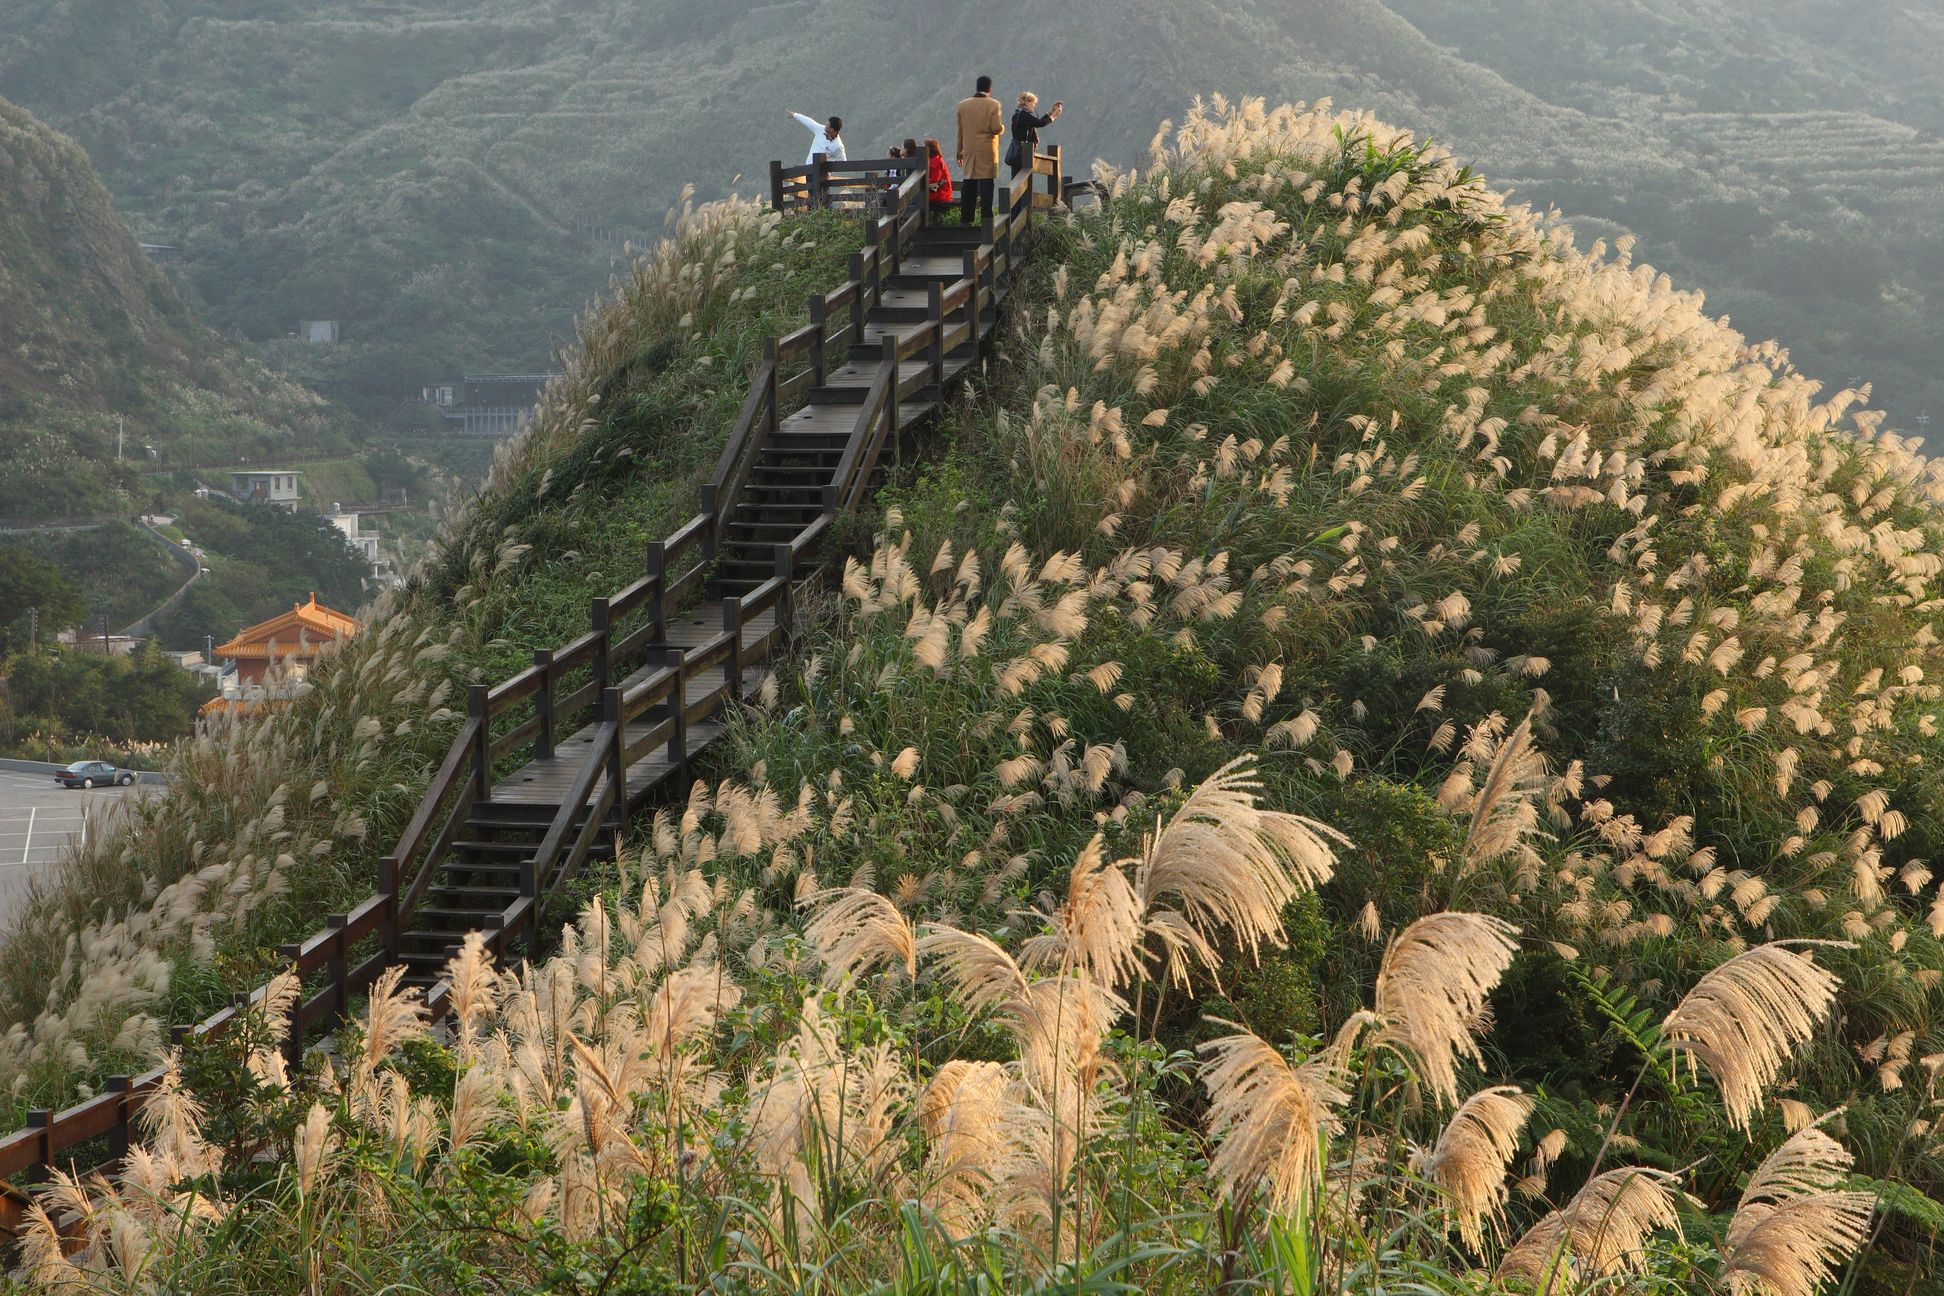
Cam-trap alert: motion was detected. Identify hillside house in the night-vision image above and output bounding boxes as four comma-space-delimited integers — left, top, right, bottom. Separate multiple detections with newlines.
420, 373, 558, 436
229, 469, 302, 509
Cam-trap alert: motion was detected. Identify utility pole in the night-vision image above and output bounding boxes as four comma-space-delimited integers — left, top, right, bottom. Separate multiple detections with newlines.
26, 606, 35, 651
116, 417, 124, 461
101, 612, 110, 657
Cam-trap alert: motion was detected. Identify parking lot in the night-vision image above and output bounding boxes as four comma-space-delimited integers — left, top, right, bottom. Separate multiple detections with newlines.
0, 768, 149, 920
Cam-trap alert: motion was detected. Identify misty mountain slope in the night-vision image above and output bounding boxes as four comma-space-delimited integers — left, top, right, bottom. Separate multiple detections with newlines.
1390, 0, 1944, 129
2, 0, 1939, 430
0, 95, 348, 521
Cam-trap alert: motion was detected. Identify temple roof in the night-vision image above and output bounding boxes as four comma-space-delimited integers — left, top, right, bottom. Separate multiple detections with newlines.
212, 594, 360, 659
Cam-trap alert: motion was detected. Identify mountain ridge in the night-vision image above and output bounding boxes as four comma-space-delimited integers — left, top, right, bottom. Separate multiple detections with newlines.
0, 94, 351, 521
4, 0, 1938, 432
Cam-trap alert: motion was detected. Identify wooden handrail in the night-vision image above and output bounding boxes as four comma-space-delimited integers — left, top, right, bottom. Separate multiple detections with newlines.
703, 358, 777, 547
393, 716, 482, 868
825, 355, 899, 512
523, 715, 619, 896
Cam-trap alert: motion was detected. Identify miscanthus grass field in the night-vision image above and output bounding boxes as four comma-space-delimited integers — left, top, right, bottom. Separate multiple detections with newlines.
10, 97, 1944, 1293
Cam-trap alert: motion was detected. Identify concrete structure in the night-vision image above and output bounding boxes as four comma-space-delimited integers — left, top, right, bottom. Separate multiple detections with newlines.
201, 594, 359, 716
229, 469, 302, 509
57, 630, 144, 657
325, 507, 398, 587
420, 373, 558, 436
300, 320, 340, 344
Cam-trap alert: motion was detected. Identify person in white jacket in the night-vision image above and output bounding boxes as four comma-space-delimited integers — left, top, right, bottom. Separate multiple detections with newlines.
788, 110, 847, 165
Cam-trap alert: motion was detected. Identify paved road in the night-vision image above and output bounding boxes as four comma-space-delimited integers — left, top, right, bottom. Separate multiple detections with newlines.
0, 769, 148, 920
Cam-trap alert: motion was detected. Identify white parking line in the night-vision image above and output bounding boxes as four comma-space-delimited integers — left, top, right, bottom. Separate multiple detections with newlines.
20, 806, 31, 865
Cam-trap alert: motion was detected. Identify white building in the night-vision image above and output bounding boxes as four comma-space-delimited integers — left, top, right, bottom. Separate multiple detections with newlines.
230, 470, 302, 509
326, 507, 398, 587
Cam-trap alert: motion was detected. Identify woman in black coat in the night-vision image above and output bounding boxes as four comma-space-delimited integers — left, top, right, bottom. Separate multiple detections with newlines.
1009, 92, 1064, 176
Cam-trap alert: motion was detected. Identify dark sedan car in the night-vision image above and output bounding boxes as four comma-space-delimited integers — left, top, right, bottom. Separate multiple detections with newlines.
53, 760, 135, 789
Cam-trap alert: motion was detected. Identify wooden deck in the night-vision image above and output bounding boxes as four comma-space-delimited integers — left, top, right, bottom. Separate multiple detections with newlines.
492, 609, 775, 806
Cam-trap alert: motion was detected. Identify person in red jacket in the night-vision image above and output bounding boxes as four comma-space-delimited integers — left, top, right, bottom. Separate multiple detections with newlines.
924, 137, 953, 206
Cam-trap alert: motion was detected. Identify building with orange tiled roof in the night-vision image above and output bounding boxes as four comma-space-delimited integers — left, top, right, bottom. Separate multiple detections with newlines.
199, 593, 359, 716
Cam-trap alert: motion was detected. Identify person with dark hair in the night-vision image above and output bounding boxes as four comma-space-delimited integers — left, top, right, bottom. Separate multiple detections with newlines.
1008, 91, 1063, 177
955, 74, 1004, 224
924, 137, 953, 206
788, 109, 847, 165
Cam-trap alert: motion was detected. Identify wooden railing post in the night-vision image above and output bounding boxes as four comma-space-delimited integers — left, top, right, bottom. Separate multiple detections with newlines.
468, 685, 491, 802
927, 282, 945, 389
724, 599, 744, 702
590, 597, 611, 692
105, 1077, 132, 1161
533, 649, 555, 759
774, 544, 795, 634
276, 940, 304, 1066
770, 159, 786, 210
26, 1109, 51, 1174
813, 155, 829, 208
808, 295, 828, 386
666, 648, 689, 776
848, 252, 867, 345
964, 248, 982, 341
884, 353, 902, 468
325, 913, 349, 1015
1050, 145, 1063, 211
604, 686, 627, 826
645, 542, 667, 643
378, 856, 400, 961
767, 343, 781, 434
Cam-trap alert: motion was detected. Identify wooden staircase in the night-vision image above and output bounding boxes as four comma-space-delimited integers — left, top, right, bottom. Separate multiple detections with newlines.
369, 176, 1035, 997
716, 223, 995, 596
0, 149, 1068, 1206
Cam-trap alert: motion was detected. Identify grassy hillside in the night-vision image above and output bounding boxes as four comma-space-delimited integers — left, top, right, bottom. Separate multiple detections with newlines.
0, 96, 354, 523
0, 523, 184, 632
2, 1, 1939, 437
9, 100, 1944, 1293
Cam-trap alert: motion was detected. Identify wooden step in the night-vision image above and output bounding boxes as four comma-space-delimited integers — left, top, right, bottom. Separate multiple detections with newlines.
428, 889, 522, 911
467, 803, 560, 827
756, 447, 840, 463
727, 519, 819, 536
768, 428, 856, 446
804, 386, 868, 406
413, 905, 514, 926
397, 931, 466, 954
452, 843, 540, 862
752, 464, 836, 479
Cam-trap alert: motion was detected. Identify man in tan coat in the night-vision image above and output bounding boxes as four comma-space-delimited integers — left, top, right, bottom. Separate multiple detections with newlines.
955, 75, 1005, 225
